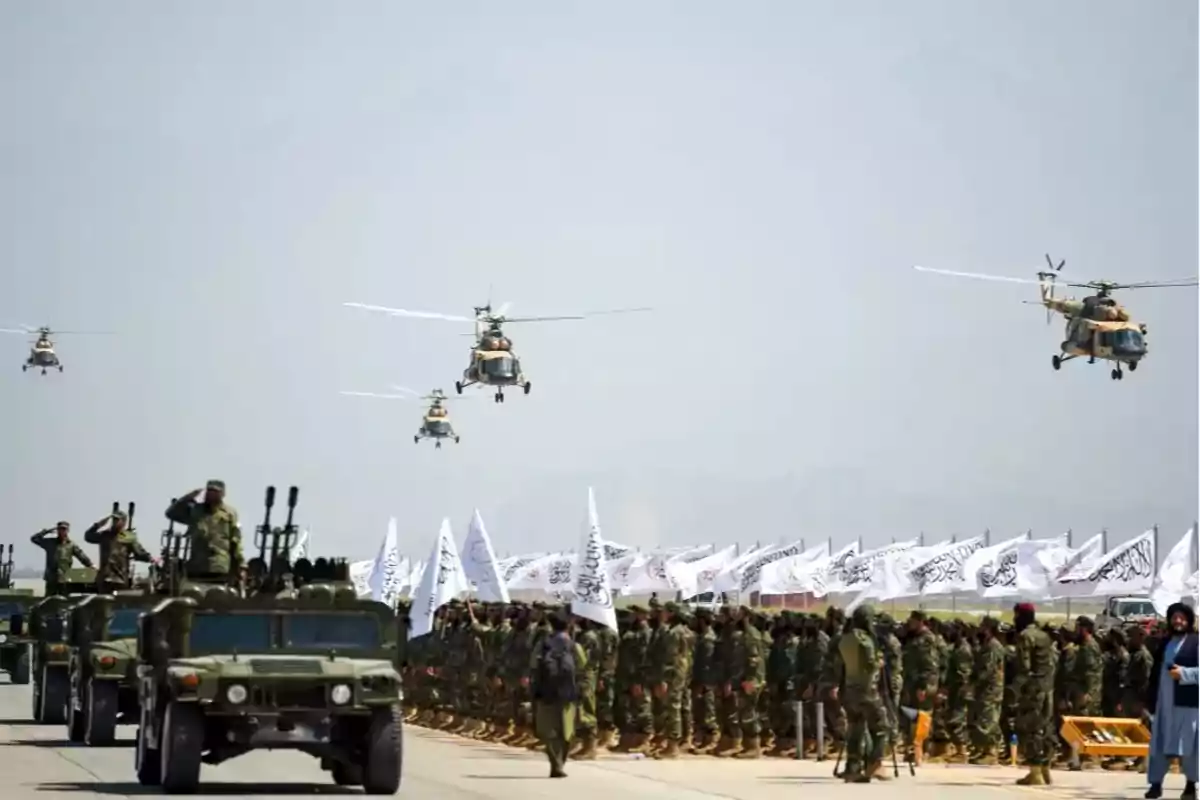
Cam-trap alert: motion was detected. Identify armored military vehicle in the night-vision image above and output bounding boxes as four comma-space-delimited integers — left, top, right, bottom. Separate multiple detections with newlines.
15, 567, 97, 722
0, 544, 36, 684
66, 592, 160, 744
134, 485, 403, 794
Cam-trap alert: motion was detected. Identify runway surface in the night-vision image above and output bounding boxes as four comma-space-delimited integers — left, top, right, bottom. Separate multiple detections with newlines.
0, 676, 1167, 798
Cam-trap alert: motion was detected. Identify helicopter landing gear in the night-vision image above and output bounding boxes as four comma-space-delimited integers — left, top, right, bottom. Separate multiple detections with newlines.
435, 440, 442, 449
1052, 355, 1062, 371
57, 365, 63, 372
413, 435, 420, 444
454, 436, 461, 444
455, 381, 463, 395
21, 364, 27, 372
523, 381, 531, 395
41, 368, 47, 375
494, 391, 504, 403
1128, 360, 1137, 372
1111, 367, 1123, 381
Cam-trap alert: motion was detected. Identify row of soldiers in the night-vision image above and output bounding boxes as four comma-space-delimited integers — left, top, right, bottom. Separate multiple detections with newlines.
399, 596, 1165, 784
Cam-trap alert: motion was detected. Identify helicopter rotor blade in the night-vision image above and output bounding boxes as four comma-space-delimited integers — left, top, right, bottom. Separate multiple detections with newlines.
343, 302, 475, 323
0, 328, 31, 335
48, 330, 115, 335
1109, 278, 1199, 290
495, 301, 512, 317
503, 306, 653, 324
389, 385, 423, 396
339, 391, 409, 400
914, 266, 1094, 290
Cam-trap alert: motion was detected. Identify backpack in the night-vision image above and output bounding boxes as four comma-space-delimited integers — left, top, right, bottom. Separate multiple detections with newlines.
537, 633, 578, 702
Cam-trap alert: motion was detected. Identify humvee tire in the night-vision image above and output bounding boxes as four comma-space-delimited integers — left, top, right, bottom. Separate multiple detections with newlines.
331, 763, 363, 786
12, 649, 29, 685
160, 701, 203, 793
362, 704, 403, 795
135, 722, 161, 786
67, 690, 87, 742
85, 679, 118, 746
39, 666, 68, 724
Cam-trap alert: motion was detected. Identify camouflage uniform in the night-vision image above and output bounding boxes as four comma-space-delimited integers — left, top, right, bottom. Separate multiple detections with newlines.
797, 621, 829, 753
720, 607, 766, 758
943, 631, 974, 759
1071, 623, 1104, 767
678, 609, 695, 744
648, 603, 689, 757
573, 620, 601, 754
501, 612, 537, 743
929, 625, 952, 756
83, 512, 152, 589
1054, 635, 1077, 762
837, 605, 890, 782
164, 480, 242, 578
876, 616, 903, 745
766, 614, 799, 753
1013, 617, 1057, 784
817, 610, 848, 751
900, 620, 939, 758
595, 616, 620, 744
30, 525, 93, 594
616, 607, 653, 750
969, 628, 1006, 763
690, 610, 720, 751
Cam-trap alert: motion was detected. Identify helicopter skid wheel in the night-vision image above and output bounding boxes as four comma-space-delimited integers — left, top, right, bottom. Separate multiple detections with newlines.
455, 381, 463, 395
1128, 361, 1137, 372
413, 436, 419, 445
1111, 369, 1123, 381
57, 365, 63, 372
435, 440, 442, 449
455, 436, 460, 444
523, 381, 531, 395
1052, 355, 1062, 371
21, 365, 26, 372
41, 369, 47, 375
494, 391, 504, 403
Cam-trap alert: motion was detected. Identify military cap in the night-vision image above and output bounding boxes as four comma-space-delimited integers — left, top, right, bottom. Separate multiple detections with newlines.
206, 479, 226, 491
663, 601, 680, 614
877, 612, 894, 626
56, 520, 70, 529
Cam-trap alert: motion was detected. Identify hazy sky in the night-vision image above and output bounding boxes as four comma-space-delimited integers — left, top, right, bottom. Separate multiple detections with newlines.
2, 2, 1196, 566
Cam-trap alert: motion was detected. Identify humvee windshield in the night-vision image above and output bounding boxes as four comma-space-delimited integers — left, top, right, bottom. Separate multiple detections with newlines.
1113, 600, 1156, 618
283, 613, 381, 650
0, 602, 24, 620
108, 608, 143, 638
189, 613, 273, 654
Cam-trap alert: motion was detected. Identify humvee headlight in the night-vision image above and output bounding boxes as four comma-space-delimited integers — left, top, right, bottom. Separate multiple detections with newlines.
225, 684, 248, 704
330, 684, 352, 705
0, 633, 7, 643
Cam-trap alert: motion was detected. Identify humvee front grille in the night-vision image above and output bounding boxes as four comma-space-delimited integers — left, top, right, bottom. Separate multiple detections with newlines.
246, 683, 329, 708
249, 659, 321, 675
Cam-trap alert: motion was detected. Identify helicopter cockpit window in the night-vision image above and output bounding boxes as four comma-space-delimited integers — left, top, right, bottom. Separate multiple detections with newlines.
480, 354, 515, 379
1106, 329, 1146, 357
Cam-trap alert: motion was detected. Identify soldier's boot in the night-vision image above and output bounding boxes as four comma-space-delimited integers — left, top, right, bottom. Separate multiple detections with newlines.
1144, 784, 1163, 799
947, 743, 970, 764
735, 736, 762, 759
475, 720, 495, 739
1041, 765, 1053, 784
925, 741, 949, 763
629, 733, 653, 754
459, 717, 479, 735
761, 732, 775, 752
771, 737, 796, 757
689, 731, 713, 754
612, 732, 632, 752
802, 737, 818, 755
576, 734, 600, 761
440, 712, 458, 729
865, 760, 891, 781
1015, 766, 1047, 786
1133, 757, 1148, 773
569, 737, 586, 757
1180, 780, 1196, 800
969, 747, 999, 766
655, 740, 681, 760
510, 726, 534, 747
841, 768, 863, 783
715, 734, 742, 757
493, 722, 514, 742
1079, 754, 1098, 770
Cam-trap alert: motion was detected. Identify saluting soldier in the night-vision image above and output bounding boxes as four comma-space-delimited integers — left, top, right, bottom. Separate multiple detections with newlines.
164, 479, 242, 581
30, 521, 94, 596
83, 509, 156, 591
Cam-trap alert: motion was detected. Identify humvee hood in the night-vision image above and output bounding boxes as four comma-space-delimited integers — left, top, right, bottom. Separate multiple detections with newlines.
170, 654, 396, 678
92, 639, 137, 658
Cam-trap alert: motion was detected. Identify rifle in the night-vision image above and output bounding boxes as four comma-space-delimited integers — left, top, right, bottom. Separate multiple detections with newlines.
879, 652, 913, 776
125, 500, 136, 587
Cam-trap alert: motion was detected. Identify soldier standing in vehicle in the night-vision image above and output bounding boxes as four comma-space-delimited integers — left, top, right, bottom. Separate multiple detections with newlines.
164, 479, 242, 581
30, 521, 94, 596
83, 510, 156, 591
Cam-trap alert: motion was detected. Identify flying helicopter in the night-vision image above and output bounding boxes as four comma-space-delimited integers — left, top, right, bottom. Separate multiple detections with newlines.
0, 325, 111, 374
342, 299, 651, 402
339, 385, 465, 448
914, 256, 1198, 380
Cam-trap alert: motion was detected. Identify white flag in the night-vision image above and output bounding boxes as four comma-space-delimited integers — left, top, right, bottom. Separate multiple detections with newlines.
289, 528, 311, 561
367, 517, 401, 606
759, 543, 857, 597
1082, 530, 1157, 597
829, 540, 918, 594
977, 534, 1069, 599
1151, 527, 1197, 615
741, 541, 828, 595
712, 544, 773, 594
507, 552, 576, 593
460, 509, 511, 603
409, 518, 470, 638
666, 544, 736, 599
571, 487, 617, 630
349, 559, 373, 597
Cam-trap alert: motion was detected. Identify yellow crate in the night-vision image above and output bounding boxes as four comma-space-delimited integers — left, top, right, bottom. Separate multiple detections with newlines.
1059, 716, 1150, 758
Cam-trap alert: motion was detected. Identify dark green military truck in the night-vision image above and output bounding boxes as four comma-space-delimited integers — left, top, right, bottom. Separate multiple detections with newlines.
0, 544, 37, 684
67, 593, 159, 744
134, 591, 404, 794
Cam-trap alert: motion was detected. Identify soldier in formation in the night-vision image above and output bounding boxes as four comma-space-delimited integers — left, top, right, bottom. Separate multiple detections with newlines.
83, 509, 156, 591
400, 596, 1175, 785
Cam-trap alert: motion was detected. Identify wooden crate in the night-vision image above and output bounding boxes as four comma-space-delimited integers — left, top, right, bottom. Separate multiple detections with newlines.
1059, 716, 1150, 758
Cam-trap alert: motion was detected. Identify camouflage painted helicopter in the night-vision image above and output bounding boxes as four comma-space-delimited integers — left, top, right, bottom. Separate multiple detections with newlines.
339, 385, 464, 447
0, 324, 111, 374
342, 300, 650, 402
915, 256, 1197, 380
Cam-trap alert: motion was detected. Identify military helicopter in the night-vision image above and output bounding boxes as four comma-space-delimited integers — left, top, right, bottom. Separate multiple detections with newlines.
915, 256, 1197, 380
339, 385, 465, 447
0, 325, 110, 374
343, 299, 651, 402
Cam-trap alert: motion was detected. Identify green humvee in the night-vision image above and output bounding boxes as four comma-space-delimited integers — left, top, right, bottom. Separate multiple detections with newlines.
0, 544, 35, 683
66, 593, 158, 745
19, 567, 99, 722
134, 591, 404, 794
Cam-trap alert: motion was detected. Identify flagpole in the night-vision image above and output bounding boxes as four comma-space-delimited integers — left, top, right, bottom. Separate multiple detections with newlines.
1065, 528, 1073, 621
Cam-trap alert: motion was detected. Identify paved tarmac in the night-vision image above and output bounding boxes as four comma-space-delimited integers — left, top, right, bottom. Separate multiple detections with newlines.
0, 675, 1171, 798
